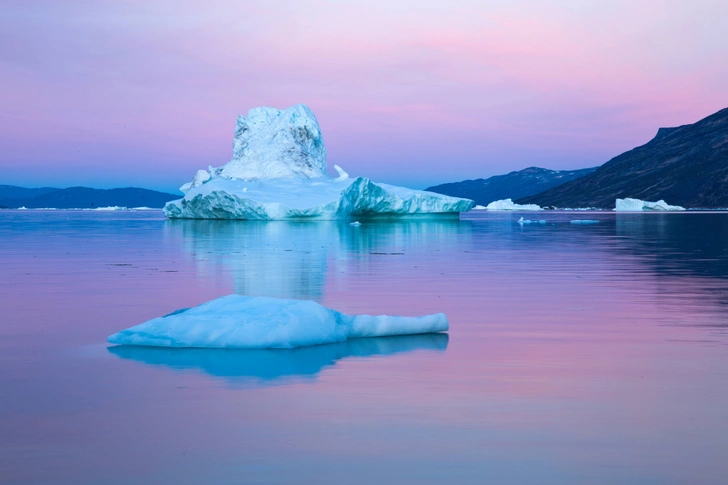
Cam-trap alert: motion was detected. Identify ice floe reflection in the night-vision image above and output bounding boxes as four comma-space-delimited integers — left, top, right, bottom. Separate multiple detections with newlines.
107, 333, 448, 387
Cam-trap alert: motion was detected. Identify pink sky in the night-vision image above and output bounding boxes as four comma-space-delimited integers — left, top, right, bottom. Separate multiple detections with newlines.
1, 0, 727, 192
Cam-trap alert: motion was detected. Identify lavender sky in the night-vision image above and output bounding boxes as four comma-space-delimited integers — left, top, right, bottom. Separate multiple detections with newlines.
2, 0, 727, 192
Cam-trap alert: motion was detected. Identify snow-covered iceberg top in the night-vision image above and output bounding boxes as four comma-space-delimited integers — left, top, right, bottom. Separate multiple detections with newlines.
107, 295, 448, 349
615, 198, 686, 212
486, 198, 541, 211
166, 104, 473, 220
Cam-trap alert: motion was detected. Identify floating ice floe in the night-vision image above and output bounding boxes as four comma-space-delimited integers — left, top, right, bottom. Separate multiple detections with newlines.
615, 198, 685, 211
486, 199, 542, 211
570, 219, 600, 224
473, 205, 487, 210
164, 104, 473, 220
107, 295, 448, 349
517, 217, 546, 225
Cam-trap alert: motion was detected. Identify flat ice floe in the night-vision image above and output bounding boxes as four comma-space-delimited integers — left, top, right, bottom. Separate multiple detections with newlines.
164, 104, 473, 220
615, 198, 685, 211
486, 199, 541, 211
570, 219, 600, 224
107, 295, 448, 349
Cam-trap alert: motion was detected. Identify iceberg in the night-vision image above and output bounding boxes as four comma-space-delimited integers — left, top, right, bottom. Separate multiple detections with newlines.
164, 104, 473, 220
107, 295, 448, 349
615, 198, 686, 211
486, 198, 541, 211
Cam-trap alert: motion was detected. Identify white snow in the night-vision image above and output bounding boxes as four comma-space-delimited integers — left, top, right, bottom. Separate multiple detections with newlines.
486, 199, 541, 211
164, 104, 473, 220
107, 295, 448, 349
615, 198, 686, 211
570, 219, 600, 224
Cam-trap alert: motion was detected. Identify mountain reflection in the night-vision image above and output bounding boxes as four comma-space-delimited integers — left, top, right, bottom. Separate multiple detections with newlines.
107, 333, 448, 387
615, 213, 728, 280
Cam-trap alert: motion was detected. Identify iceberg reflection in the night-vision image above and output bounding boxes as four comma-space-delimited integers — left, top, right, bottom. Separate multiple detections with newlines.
164, 219, 472, 300
107, 333, 448, 387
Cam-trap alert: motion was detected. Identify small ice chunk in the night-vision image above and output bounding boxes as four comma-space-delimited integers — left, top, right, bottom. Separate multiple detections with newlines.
107, 295, 448, 349
473, 205, 487, 210
615, 198, 685, 211
487, 199, 541, 211
180, 170, 211, 194
570, 219, 600, 224
349, 221, 361, 226
518, 217, 546, 225
334, 165, 349, 181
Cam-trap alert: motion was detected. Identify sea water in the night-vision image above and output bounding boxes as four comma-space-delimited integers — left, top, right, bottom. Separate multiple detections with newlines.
1, 210, 727, 484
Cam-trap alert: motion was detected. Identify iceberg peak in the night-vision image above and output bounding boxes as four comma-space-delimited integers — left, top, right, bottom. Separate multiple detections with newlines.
216, 104, 326, 181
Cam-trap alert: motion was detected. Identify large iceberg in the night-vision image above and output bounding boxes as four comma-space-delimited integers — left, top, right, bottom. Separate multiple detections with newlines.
107, 295, 448, 349
165, 104, 473, 220
615, 198, 686, 211
485, 198, 541, 211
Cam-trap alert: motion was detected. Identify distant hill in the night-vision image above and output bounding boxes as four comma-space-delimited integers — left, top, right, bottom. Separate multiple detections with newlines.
518, 107, 728, 209
426, 167, 597, 206
0, 186, 179, 209
0, 185, 58, 200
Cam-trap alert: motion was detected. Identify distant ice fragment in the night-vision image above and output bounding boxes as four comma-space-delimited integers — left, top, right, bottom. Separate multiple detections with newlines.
473, 205, 487, 210
486, 199, 541, 211
517, 217, 546, 225
165, 104, 473, 220
615, 198, 685, 211
349, 221, 361, 226
570, 219, 600, 224
107, 295, 448, 349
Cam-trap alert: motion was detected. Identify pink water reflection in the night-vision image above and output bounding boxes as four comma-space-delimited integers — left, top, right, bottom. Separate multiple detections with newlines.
1, 211, 727, 484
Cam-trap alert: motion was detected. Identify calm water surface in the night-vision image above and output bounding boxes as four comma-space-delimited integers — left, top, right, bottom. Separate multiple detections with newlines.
1, 210, 727, 484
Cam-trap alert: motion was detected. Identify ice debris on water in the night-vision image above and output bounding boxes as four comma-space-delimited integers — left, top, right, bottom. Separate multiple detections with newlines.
570, 219, 600, 224
107, 295, 449, 349
517, 217, 546, 225
164, 104, 473, 220
615, 198, 685, 211
349, 221, 361, 226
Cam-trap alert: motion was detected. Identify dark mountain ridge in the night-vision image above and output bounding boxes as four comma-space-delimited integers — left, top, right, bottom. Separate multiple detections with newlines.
518, 107, 728, 209
0, 186, 179, 209
426, 166, 597, 205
